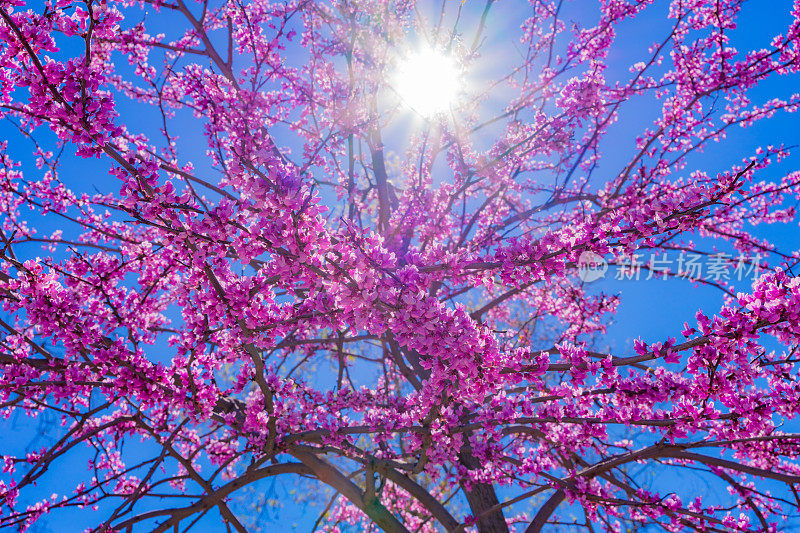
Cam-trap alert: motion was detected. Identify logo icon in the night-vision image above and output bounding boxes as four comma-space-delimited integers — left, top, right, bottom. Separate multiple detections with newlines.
577, 251, 608, 282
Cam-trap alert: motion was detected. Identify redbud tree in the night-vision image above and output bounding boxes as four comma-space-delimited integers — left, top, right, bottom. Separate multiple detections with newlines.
3, 0, 800, 531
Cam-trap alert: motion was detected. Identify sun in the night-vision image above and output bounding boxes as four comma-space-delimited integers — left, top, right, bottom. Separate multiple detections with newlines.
393, 48, 462, 117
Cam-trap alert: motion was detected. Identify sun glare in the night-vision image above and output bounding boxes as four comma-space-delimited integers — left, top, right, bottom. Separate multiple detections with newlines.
394, 49, 461, 117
